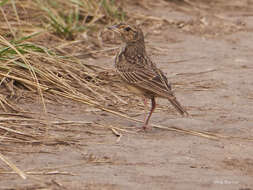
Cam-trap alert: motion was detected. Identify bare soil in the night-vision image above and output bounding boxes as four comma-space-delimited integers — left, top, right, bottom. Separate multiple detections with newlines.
1, 1, 253, 189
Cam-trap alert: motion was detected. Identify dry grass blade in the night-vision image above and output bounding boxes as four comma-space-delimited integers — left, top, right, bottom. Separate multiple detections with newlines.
0, 7, 16, 38
50, 120, 92, 125
0, 125, 36, 138
20, 158, 113, 177
152, 124, 219, 140
111, 127, 122, 142
111, 127, 121, 137
0, 170, 74, 176
0, 153, 27, 179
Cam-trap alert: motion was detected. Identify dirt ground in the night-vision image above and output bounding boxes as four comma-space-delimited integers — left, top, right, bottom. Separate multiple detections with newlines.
1, 0, 253, 189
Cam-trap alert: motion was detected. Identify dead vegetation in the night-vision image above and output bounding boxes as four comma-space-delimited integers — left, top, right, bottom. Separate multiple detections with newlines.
0, 0, 127, 111
0, 0, 129, 180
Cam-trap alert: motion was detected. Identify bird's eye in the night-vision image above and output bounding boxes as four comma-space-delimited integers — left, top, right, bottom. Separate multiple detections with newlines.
124, 27, 131, 31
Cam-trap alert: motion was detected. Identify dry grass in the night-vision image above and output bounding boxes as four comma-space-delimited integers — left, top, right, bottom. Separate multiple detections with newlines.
0, 0, 127, 179
0, 0, 128, 112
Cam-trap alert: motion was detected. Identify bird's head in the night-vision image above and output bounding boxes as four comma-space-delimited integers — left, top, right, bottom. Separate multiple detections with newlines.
107, 23, 144, 44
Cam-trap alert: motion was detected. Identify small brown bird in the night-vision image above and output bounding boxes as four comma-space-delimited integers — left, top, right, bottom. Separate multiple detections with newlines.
108, 23, 188, 129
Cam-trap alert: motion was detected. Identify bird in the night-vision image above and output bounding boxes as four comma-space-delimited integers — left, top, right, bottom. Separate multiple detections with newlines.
108, 23, 188, 130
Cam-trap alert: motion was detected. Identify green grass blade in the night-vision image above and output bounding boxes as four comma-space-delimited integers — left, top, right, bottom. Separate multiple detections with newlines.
0, 0, 9, 6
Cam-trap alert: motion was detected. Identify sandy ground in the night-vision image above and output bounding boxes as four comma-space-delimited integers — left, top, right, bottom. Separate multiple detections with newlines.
1, 1, 253, 189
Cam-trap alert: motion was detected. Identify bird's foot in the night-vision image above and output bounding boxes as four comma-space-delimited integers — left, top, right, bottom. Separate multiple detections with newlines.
136, 125, 150, 132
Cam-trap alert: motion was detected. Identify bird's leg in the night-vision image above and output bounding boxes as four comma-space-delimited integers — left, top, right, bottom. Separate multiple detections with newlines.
142, 97, 156, 130
142, 96, 148, 120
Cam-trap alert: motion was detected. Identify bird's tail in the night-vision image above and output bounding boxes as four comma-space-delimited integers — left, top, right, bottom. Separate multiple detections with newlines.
168, 97, 189, 116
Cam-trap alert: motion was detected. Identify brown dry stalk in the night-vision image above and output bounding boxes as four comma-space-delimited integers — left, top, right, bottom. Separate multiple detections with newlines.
0, 153, 27, 179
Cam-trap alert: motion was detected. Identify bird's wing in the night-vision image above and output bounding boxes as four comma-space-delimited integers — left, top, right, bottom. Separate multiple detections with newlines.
116, 53, 189, 116
116, 55, 174, 98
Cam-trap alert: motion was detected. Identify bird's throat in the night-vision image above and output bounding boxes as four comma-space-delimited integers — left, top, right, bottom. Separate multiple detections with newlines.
122, 41, 146, 57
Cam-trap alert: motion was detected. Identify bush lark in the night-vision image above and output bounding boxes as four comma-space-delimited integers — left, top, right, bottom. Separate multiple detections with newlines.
108, 23, 188, 130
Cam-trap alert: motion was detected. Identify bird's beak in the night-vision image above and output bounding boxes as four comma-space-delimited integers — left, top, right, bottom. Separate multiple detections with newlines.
107, 24, 121, 33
